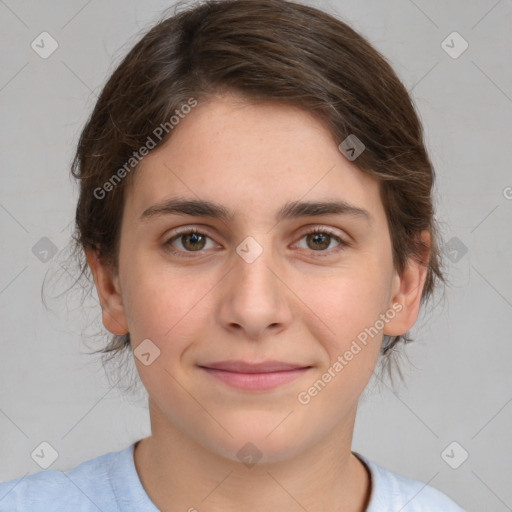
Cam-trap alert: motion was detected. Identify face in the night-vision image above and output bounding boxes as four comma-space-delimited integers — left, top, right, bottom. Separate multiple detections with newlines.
89, 93, 426, 464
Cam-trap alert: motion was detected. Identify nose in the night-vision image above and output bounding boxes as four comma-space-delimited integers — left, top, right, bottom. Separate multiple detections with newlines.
216, 238, 293, 340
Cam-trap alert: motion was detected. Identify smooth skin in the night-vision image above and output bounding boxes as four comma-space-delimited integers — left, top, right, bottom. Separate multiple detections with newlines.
87, 93, 429, 512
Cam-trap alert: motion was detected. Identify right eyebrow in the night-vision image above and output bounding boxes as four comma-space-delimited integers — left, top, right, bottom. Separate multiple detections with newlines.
140, 197, 235, 223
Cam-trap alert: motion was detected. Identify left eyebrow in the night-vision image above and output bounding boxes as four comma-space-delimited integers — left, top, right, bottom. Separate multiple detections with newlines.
276, 199, 372, 223
139, 197, 372, 224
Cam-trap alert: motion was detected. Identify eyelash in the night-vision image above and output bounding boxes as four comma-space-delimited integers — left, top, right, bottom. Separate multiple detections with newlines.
163, 226, 349, 258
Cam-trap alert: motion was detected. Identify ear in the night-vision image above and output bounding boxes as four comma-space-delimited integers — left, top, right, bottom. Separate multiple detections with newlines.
383, 231, 430, 337
85, 249, 129, 336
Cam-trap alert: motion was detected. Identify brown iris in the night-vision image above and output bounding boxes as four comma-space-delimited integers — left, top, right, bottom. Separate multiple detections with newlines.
306, 232, 331, 251
181, 232, 207, 251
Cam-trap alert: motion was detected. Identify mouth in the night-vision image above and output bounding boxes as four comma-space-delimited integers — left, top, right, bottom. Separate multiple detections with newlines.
197, 360, 312, 391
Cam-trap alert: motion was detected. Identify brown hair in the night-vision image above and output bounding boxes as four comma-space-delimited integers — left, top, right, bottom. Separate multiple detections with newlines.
63, 0, 445, 386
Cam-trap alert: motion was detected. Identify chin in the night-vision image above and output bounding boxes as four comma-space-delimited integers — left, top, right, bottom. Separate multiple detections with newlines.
198, 419, 315, 467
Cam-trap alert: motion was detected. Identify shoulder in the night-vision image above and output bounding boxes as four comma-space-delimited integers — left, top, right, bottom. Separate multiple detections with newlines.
0, 444, 142, 512
354, 452, 466, 512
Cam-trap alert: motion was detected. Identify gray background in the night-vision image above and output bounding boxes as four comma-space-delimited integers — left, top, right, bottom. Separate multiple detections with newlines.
1, 0, 511, 510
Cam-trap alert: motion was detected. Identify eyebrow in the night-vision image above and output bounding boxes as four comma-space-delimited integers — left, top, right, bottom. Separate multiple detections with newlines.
140, 197, 372, 224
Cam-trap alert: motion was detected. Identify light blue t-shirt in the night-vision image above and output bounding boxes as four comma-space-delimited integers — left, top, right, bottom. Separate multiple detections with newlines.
0, 442, 465, 511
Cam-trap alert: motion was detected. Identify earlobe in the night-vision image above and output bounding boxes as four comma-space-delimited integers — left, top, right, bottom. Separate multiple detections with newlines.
85, 249, 129, 336
383, 231, 430, 337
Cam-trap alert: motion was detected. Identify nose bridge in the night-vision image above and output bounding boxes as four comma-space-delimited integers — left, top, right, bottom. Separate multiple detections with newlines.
218, 231, 291, 337
233, 233, 279, 299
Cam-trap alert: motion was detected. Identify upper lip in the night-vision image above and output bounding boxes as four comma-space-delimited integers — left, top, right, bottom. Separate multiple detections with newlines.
199, 360, 311, 373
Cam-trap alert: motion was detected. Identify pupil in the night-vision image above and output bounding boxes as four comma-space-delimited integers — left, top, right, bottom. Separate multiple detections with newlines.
186, 233, 204, 250
310, 233, 328, 250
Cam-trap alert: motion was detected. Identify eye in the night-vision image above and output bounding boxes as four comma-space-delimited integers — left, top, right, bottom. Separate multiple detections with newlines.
294, 227, 348, 255
164, 228, 218, 256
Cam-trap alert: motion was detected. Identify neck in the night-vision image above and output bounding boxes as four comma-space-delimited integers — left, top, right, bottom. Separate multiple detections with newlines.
133, 402, 371, 512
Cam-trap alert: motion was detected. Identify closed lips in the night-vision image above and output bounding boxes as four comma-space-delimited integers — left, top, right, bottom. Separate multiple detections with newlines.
198, 361, 311, 373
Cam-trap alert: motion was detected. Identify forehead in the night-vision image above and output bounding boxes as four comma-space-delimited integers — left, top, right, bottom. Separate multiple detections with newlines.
125, 95, 384, 224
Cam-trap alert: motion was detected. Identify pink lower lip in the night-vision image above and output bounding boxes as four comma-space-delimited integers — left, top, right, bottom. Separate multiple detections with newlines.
200, 367, 310, 390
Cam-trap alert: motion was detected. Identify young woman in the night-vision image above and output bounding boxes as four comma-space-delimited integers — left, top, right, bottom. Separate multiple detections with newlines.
0, 0, 465, 510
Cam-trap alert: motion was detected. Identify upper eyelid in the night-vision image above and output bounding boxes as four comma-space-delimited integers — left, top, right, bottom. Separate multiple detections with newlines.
166, 224, 347, 238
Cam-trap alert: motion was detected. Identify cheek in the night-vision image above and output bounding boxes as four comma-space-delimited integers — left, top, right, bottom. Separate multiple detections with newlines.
126, 277, 204, 411
121, 263, 218, 390
294, 272, 388, 412
302, 264, 392, 348
119, 244, 200, 336
125, 281, 198, 345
